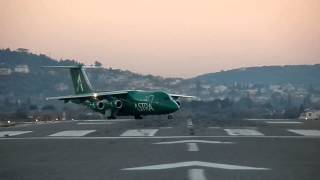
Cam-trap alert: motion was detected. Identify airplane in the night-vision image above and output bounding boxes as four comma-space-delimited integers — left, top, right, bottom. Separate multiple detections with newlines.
43, 65, 194, 119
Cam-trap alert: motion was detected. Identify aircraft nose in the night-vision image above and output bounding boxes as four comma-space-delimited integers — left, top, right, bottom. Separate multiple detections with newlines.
169, 100, 180, 112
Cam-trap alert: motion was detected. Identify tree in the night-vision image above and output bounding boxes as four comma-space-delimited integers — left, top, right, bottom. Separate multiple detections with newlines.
94, 61, 102, 67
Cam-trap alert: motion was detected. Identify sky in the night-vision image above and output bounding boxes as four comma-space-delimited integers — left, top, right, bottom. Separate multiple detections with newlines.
0, 0, 319, 78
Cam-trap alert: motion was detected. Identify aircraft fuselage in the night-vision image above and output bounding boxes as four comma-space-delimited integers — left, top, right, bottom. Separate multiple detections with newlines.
75, 90, 180, 118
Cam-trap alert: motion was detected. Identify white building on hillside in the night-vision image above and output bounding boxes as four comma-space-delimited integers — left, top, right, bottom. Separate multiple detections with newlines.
14, 65, 30, 73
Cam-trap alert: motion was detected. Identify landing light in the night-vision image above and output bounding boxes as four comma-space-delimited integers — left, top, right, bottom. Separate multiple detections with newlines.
7, 120, 11, 124
93, 93, 98, 98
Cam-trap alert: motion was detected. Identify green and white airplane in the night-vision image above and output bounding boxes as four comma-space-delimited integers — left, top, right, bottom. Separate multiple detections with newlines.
44, 65, 194, 119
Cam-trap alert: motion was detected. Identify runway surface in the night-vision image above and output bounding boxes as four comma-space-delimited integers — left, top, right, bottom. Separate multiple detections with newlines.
1, 118, 320, 180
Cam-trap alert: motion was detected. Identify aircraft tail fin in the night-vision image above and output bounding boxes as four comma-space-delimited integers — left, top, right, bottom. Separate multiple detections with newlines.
42, 65, 94, 94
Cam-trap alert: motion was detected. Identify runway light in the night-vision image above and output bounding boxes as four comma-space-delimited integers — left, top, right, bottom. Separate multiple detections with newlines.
56, 118, 58, 121
35, 119, 39, 122
7, 120, 11, 124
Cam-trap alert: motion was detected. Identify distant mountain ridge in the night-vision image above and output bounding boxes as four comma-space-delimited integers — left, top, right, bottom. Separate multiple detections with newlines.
194, 65, 320, 85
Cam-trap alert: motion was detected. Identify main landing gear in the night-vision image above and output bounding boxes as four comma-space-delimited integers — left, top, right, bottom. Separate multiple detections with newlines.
134, 115, 143, 119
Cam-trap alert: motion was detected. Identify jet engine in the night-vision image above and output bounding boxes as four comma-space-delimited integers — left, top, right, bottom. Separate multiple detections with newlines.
114, 99, 123, 109
96, 100, 108, 110
96, 99, 123, 110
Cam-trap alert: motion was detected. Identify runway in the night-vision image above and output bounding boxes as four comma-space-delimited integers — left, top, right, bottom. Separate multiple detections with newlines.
1, 118, 320, 180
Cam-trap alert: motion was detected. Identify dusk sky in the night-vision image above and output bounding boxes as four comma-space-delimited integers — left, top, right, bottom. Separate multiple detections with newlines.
1, 0, 319, 78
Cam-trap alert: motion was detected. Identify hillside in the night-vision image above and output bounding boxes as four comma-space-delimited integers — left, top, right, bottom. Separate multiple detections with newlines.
194, 65, 320, 85
0, 48, 320, 103
0, 48, 182, 100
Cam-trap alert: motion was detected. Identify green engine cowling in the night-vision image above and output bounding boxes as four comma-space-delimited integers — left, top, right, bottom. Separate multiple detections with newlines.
96, 99, 123, 111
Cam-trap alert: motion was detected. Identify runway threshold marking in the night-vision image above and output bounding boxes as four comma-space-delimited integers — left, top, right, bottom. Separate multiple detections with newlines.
188, 169, 206, 180
187, 143, 199, 152
224, 129, 264, 136
3, 135, 320, 140
154, 140, 234, 144
121, 129, 158, 136
122, 161, 270, 170
287, 129, 320, 136
49, 130, 96, 137
0, 131, 32, 137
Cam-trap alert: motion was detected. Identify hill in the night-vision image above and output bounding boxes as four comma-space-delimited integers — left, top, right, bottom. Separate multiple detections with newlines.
193, 65, 320, 85
0, 48, 182, 100
1, 48, 320, 103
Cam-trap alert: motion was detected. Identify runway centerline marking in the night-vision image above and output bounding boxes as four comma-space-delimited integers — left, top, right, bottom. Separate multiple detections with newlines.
0, 131, 32, 137
122, 161, 270, 170
287, 129, 320, 136
188, 169, 206, 180
49, 130, 96, 137
225, 129, 264, 136
121, 129, 158, 136
154, 140, 234, 144
187, 143, 199, 152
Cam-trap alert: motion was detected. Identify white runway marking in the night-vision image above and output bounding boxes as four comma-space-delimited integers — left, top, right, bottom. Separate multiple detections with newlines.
0, 131, 32, 137
121, 129, 158, 136
266, 121, 302, 124
159, 127, 173, 129
187, 143, 199, 152
73, 119, 134, 122
49, 130, 96, 137
225, 129, 264, 136
188, 169, 206, 180
77, 122, 114, 125
3, 135, 320, 140
208, 126, 221, 129
154, 140, 234, 144
287, 129, 320, 136
122, 161, 270, 170
187, 119, 193, 128
245, 118, 292, 121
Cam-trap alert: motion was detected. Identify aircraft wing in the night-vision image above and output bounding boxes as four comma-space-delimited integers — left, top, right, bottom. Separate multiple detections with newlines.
169, 94, 196, 99
46, 90, 129, 100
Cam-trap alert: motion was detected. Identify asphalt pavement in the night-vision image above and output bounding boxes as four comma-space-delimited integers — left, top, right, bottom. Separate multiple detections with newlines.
1, 117, 320, 180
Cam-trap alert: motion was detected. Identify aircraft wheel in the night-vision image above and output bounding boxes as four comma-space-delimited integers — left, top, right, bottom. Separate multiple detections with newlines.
134, 115, 143, 119
168, 114, 173, 119
107, 116, 115, 119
